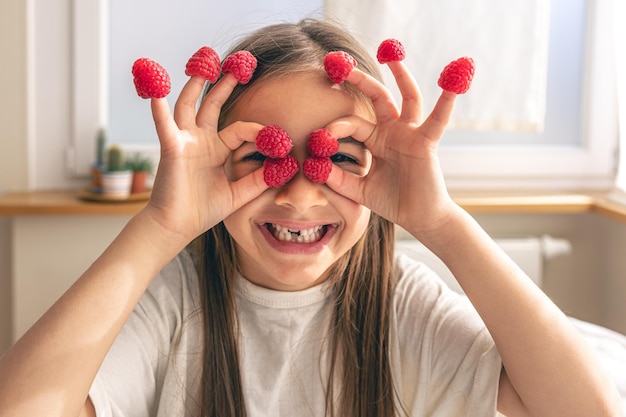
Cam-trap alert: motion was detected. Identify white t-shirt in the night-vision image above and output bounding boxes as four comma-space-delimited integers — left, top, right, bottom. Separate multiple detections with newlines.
89, 250, 501, 417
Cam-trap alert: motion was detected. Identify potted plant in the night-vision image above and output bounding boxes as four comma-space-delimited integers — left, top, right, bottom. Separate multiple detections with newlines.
100, 145, 133, 198
126, 153, 154, 194
90, 128, 107, 193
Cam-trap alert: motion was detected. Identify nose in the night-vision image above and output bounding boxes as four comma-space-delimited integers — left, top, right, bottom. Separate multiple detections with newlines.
274, 169, 328, 212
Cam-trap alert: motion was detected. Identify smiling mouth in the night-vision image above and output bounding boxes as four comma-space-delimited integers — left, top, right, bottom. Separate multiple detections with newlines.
267, 223, 327, 243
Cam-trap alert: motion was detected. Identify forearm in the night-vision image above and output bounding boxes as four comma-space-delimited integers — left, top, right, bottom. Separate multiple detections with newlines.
0, 209, 188, 417
411, 205, 621, 417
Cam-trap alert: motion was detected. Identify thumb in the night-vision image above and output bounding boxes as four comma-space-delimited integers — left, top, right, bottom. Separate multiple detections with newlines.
229, 168, 269, 210
325, 165, 365, 205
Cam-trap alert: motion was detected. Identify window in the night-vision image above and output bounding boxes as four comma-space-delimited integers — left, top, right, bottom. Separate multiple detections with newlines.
609, 0, 626, 204
70, 0, 617, 190
437, 0, 617, 189
70, 0, 324, 177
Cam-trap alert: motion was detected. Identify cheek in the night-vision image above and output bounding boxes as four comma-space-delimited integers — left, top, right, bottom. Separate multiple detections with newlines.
343, 200, 371, 236
223, 206, 254, 245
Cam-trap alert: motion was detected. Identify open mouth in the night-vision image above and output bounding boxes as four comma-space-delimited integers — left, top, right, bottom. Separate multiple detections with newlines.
267, 223, 328, 243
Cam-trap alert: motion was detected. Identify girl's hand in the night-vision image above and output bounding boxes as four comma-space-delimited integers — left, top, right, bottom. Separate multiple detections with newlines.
144, 74, 267, 244
325, 62, 459, 238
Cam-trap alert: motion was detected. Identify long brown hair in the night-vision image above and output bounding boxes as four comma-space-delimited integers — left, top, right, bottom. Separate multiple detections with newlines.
189, 18, 399, 417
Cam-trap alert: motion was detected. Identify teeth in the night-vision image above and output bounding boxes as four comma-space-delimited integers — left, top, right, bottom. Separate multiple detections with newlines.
269, 224, 324, 243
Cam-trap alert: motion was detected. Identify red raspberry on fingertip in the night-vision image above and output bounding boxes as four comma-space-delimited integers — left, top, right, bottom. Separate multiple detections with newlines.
132, 58, 171, 99
222, 50, 257, 84
324, 51, 357, 83
308, 128, 339, 158
185, 46, 221, 83
256, 124, 293, 159
376, 39, 406, 63
438, 57, 475, 94
303, 157, 332, 184
263, 156, 300, 188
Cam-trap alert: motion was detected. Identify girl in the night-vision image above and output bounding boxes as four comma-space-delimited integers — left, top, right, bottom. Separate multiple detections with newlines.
0, 19, 621, 417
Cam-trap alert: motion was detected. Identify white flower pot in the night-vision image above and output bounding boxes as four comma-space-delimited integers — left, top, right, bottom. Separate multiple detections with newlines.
101, 170, 133, 199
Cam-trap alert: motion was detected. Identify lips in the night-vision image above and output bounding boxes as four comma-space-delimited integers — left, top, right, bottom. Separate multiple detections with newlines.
267, 223, 327, 243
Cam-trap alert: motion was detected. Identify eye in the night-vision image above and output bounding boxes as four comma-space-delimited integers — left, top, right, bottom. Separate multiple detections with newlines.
241, 151, 266, 163
330, 153, 358, 165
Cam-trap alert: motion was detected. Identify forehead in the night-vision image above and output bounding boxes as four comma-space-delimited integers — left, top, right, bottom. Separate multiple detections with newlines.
227, 72, 370, 141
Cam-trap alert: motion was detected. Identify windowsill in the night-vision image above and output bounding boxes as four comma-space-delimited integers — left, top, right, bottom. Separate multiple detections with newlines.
451, 189, 626, 222
1, 189, 626, 222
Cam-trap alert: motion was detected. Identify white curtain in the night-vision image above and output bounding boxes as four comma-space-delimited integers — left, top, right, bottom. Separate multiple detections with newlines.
324, 0, 550, 132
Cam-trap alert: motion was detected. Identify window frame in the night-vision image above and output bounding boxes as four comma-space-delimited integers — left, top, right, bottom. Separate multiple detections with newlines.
438, 0, 617, 190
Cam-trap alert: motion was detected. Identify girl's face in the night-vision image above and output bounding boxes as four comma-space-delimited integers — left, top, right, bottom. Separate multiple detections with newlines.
223, 72, 373, 291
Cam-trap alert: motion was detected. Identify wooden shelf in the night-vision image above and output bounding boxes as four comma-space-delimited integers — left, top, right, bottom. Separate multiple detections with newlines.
452, 191, 595, 214
0, 190, 147, 216
0, 189, 625, 222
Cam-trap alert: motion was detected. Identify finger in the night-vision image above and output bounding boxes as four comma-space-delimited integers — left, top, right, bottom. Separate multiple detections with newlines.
325, 165, 365, 204
346, 69, 400, 122
151, 98, 179, 151
386, 61, 422, 123
325, 115, 376, 144
420, 90, 457, 142
218, 120, 265, 151
229, 168, 268, 210
173, 76, 207, 128
196, 74, 239, 129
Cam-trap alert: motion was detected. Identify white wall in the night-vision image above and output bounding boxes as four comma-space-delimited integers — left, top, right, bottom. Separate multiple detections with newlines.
0, 0, 29, 353
471, 213, 624, 329
602, 216, 626, 333
12, 216, 131, 339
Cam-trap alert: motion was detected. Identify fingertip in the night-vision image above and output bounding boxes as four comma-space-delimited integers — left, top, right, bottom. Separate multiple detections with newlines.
423, 90, 458, 136
386, 60, 405, 72
254, 166, 270, 190
233, 167, 269, 207
436, 90, 458, 113
180, 75, 209, 97
216, 72, 239, 91
346, 67, 367, 85
324, 115, 376, 144
324, 164, 346, 192
325, 164, 339, 185
218, 120, 266, 151
151, 97, 172, 123
441, 90, 458, 100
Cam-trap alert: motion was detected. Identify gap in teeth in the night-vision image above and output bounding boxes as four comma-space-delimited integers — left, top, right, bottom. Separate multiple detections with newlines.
269, 223, 324, 243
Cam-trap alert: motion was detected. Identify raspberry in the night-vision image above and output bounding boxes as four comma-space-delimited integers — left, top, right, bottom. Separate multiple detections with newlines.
263, 156, 299, 188
437, 57, 475, 94
308, 128, 338, 157
131, 58, 171, 99
303, 157, 332, 184
185, 46, 221, 83
376, 39, 406, 63
256, 124, 293, 159
324, 51, 357, 83
222, 50, 257, 84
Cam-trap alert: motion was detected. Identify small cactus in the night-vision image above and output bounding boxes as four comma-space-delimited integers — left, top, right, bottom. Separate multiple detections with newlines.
107, 145, 126, 172
96, 128, 106, 166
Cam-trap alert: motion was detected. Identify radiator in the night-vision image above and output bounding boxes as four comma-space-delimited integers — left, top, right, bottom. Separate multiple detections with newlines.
395, 235, 571, 294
